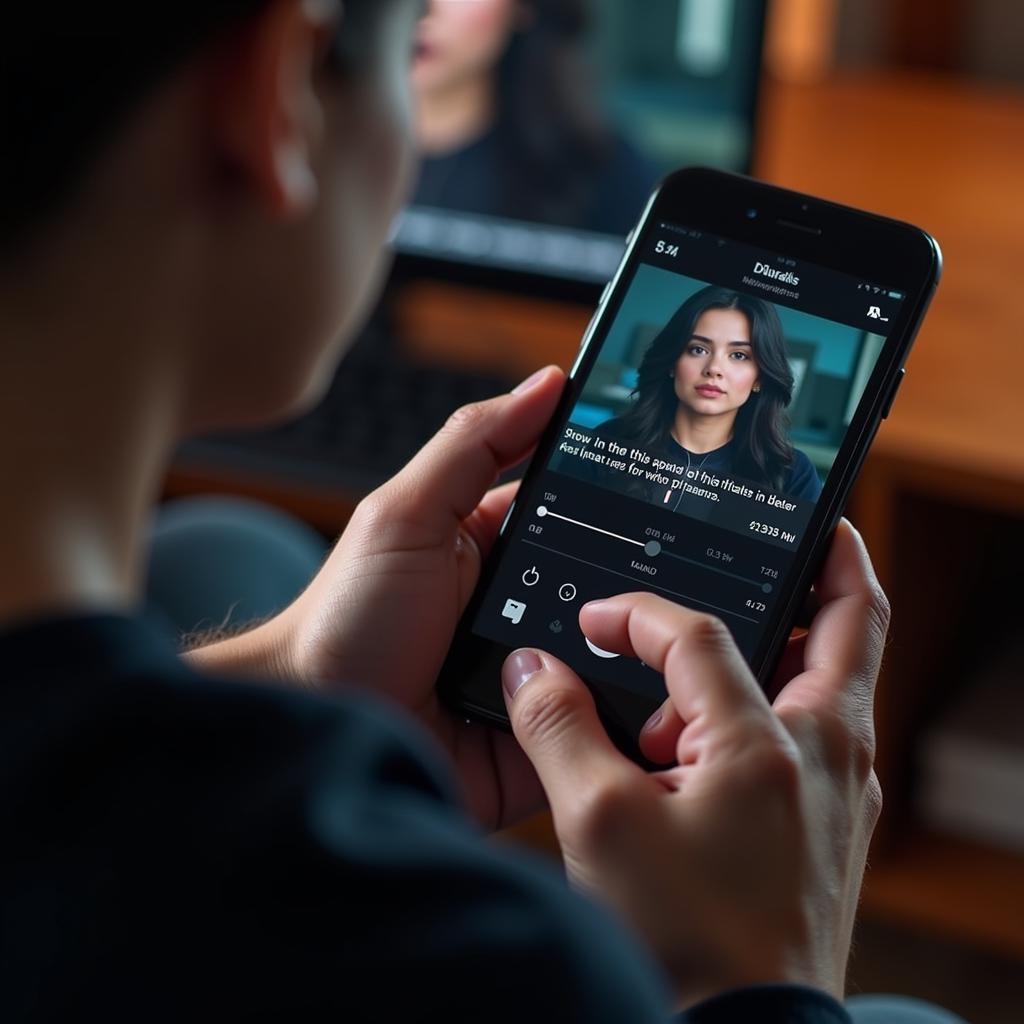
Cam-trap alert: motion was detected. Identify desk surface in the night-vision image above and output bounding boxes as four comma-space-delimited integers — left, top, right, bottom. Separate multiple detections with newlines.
757, 72, 1024, 507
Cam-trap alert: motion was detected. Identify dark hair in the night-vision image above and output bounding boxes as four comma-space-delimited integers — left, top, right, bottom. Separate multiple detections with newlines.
615, 285, 795, 490
0, 2, 385, 254
492, 0, 615, 226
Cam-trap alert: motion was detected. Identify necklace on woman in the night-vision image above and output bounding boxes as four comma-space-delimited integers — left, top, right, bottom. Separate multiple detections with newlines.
683, 446, 713, 476
669, 430, 719, 512
670, 427, 718, 476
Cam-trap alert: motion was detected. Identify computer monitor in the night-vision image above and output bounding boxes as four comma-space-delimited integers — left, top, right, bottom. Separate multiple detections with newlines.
392, 0, 768, 303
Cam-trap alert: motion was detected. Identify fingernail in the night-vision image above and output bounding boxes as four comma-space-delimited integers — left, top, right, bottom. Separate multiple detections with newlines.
503, 649, 543, 699
512, 367, 548, 394
641, 708, 663, 734
581, 599, 608, 613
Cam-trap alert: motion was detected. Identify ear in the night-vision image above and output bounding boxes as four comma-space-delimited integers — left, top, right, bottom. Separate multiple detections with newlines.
211, 0, 342, 220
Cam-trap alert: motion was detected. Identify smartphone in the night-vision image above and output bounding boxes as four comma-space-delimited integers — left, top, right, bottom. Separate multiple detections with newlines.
438, 167, 941, 759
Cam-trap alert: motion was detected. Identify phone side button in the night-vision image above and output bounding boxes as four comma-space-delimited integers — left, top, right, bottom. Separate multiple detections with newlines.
580, 310, 600, 343
881, 368, 906, 419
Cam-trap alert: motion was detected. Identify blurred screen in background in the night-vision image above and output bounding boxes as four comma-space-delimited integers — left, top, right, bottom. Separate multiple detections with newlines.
395, 0, 766, 285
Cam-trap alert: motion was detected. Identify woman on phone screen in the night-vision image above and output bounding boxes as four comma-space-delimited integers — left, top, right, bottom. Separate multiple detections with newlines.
596, 285, 823, 504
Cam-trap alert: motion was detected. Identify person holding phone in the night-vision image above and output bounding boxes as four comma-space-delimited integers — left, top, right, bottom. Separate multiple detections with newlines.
0, 3, 958, 1022
592, 285, 823, 504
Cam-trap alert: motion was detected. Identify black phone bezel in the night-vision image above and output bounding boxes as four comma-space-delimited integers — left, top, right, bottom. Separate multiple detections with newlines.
437, 167, 942, 760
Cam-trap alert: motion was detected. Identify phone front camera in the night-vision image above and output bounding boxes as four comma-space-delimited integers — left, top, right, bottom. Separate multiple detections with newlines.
745, 208, 758, 219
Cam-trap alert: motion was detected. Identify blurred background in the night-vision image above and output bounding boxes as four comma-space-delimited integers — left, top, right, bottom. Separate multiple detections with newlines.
169, 4, 1024, 1019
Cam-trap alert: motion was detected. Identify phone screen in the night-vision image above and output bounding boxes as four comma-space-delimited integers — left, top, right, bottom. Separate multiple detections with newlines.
465, 219, 907, 705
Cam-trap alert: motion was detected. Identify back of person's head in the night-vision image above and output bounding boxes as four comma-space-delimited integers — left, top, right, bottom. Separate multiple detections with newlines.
4, 6, 254, 253
2, 2, 400, 252
2, 0, 422, 432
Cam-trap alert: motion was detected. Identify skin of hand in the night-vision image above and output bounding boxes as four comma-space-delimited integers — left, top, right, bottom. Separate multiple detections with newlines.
192, 365, 567, 830
500, 521, 887, 1008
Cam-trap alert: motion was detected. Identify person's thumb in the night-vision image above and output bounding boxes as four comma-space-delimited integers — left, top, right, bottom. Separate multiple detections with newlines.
370, 365, 564, 543
502, 649, 642, 824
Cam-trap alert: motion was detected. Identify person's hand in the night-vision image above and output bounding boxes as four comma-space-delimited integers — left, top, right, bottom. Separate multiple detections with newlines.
500, 522, 887, 1008
270, 366, 565, 828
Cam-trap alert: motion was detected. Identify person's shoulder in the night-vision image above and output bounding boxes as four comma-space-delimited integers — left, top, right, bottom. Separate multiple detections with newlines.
346, 821, 671, 1020
584, 134, 662, 233
168, 676, 668, 1017
0, 615, 437, 796
0, 617, 670, 1019
590, 132, 660, 200
681, 984, 853, 1023
784, 447, 823, 500
789, 447, 816, 472
594, 415, 633, 440
144, 678, 669, 1018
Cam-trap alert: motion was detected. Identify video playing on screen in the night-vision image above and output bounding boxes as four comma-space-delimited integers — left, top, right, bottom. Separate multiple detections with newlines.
467, 222, 902, 690
550, 265, 887, 543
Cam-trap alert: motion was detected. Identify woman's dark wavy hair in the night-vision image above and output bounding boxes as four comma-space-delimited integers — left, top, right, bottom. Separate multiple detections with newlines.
1, 1, 385, 254
493, 0, 615, 226
615, 285, 796, 490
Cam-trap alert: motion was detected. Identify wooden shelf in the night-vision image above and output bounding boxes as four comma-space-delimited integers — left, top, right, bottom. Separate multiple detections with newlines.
763, 71, 1024, 964
862, 830, 1024, 960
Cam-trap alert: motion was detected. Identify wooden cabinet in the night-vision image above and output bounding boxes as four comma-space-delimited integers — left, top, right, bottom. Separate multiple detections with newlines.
754, 72, 1024, 958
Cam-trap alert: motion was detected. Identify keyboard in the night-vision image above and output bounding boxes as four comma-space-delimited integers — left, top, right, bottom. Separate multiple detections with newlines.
176, 350, 517, 496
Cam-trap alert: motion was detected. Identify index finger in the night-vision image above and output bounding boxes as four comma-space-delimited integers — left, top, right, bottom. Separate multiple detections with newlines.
579, 593, 774, 730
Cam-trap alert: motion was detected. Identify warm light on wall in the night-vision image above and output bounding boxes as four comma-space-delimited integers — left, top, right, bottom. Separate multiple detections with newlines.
765, 0, 839, 82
